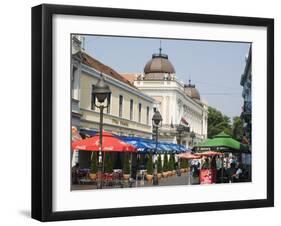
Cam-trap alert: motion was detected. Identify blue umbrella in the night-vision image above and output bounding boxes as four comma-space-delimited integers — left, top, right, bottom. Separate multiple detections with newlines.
119, 136, 191, 154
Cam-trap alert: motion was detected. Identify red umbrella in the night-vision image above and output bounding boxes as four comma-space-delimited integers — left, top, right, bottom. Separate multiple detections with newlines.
72, 131, 136, 152
177, 152, 201, 160
194, 151, 223, 157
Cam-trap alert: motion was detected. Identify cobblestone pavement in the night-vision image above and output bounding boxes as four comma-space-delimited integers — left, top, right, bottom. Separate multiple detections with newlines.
71, 172, 200, 190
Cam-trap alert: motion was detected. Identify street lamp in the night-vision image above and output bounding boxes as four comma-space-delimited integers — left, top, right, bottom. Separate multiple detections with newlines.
152, 110, 162, 185
177, 124, 185, 144
190, 131, 196, 148
176, 124, 185, 176
92, 74, 111, 189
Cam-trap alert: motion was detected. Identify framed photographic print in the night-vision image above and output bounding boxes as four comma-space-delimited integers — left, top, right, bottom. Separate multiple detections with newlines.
31, 4, 274, 221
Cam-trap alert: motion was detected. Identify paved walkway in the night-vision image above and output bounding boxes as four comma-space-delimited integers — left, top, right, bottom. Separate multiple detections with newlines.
71, 172, 199, 190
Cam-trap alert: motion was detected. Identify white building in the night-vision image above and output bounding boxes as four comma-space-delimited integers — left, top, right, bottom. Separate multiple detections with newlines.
123, 48, 208, 147
72, 34, 208, 149
71, 35, 155, 139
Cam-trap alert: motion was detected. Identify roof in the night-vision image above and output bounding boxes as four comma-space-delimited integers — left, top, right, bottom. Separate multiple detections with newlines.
120, 73, 139, 84
144, 52, 176, 76
184, 82, 201, 100
81, 52, 137, 89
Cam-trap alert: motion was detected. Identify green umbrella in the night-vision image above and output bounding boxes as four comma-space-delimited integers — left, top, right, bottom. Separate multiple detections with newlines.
195, 131, 249, 153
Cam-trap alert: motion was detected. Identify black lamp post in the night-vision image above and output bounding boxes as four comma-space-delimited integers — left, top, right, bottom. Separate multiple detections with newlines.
152, 110, 162, 185
92, 74, 111, 189
190, 131, 196, 148
176, 124, 185, 176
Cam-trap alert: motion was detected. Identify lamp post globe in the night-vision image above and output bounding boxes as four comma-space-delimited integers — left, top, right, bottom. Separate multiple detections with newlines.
92, 75, 111, 189
92, 76, 111, 103
176, 124, 185, 176
152, 110, 162, 185
152, 110, 162, 125
177, 124, 185, 134
190, 131, 196, 147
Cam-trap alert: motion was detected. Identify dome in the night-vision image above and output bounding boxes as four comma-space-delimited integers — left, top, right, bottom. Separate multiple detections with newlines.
184, 82, 200, 100
144, 52, 175, 74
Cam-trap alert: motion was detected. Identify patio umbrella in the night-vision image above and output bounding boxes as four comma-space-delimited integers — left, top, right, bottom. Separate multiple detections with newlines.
177, 152, 201, 159
194, 131, 249, 153
194, 151, 223, 157
119, 137, 155, 153
72, 131, 136, 152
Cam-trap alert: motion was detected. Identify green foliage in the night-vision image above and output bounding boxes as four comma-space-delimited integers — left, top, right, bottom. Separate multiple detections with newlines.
168, 154, 175, 171
163, 153, 169, 172
232, 116, 243, 141
90, 152, 98, 173
157, 155, 163, 173
104, 153, 113, 173
146, 154, 153, 175
208, 106, 232, 138
181, 159, 188, 168
123, 153, 130, 174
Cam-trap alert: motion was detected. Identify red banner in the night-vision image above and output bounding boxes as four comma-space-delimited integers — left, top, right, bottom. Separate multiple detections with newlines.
200, 169, 216, 184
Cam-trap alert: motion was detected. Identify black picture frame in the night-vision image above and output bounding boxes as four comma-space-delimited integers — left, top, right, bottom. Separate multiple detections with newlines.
32, 4, 274, 222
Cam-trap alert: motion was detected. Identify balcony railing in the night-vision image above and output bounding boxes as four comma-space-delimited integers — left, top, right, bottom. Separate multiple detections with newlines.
153, 124, 204, 138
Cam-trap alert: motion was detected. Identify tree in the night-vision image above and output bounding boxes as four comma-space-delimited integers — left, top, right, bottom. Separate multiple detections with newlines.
123, 153, 130, 174
163, 153, 169, 172
146, 154, 153, 175
157, 155, 162, 173
207, 106, 232, 138
168, 154, 175, 171
90, 152, 98, 173
232, 116, 243, 141
181, 159, 188, 169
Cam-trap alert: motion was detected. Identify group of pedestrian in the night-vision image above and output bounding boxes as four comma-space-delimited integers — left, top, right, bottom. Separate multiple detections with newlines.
189, 156, 245, 184
226, 161, 243, 183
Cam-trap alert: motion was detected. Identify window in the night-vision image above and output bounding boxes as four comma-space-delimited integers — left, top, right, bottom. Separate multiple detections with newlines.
146, 106, 150, 125
119, 95, 123, 117
138, 103, 142, 123
130, 99, 133, 120
106, 93, 111, 114
91, 85, 96, 110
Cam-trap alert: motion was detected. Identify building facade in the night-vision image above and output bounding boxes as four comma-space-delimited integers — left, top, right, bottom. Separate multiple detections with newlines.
71, 35, 155, 139
71, 35, 83, 128
71, 35, 208, 150
240, 45, 252, 149
124, 48, 208, 147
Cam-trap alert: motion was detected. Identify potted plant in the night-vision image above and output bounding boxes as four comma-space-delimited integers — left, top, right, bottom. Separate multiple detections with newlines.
180, 160, 185, 173
157, 155, 163, 179
168, 154, 174, 176
169, 154, 176, 175
181, 159, 188, 173
89, 152, 98, 180
104, 153, 113, 173
123, 153, 130, 180
146, 154, 153, 182
162, 153, 169, 178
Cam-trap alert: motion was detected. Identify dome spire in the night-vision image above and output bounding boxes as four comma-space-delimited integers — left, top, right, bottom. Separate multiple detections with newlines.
143, 42, 176, 75
184, 78, 200, 100
159, 40, 162, 55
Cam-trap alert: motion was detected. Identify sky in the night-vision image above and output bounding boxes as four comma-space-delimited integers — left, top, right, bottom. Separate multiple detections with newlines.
83, 35, 251, 119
